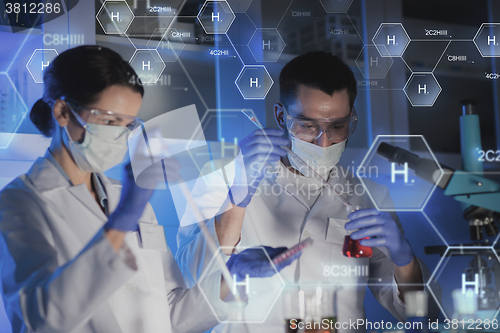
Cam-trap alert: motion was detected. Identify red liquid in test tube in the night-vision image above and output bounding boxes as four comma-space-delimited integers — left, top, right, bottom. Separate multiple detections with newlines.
342, 206, 372, 258
342, 235, 372, 258
272, 238, 313, 265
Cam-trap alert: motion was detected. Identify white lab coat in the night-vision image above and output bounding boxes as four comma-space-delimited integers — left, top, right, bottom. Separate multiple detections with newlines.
0, 152, 226, 333
176, 160, 441, 333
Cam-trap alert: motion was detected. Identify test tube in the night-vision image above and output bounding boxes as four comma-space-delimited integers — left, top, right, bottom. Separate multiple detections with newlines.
342, 206, 372, 258
283, 287, 304, 333
272, 238, 313, 266
316, 287, 337, 333
298, 287, 337, 333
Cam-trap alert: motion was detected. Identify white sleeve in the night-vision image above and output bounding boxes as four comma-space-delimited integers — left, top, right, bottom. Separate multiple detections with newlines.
176, 218, 231, 288
134, 205, 226, 333
161, 247, 228, 333
0, 188, 137, 333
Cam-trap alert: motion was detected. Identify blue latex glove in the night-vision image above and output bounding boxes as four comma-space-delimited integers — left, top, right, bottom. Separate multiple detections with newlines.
104, 163, 155, 232
345, 208, 414, 266
234, 129, 288, 207
226, 246, 301, 281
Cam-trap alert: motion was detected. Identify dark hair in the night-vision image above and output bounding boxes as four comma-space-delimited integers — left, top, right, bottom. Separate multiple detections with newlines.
30, 45, 144, 137
279, 51, 357, 110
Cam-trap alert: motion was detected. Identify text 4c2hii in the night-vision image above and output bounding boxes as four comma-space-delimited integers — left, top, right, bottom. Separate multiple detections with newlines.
485, 72, 500, 79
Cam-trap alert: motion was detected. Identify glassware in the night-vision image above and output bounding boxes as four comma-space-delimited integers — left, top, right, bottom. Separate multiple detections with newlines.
283, 287, 305, 333
342, 206, 372, 258
405, 291, 428, 333
450, 289, 477, 333
273, 238, 314, 266
283, 287, 338, 333
304, 287, 337, 333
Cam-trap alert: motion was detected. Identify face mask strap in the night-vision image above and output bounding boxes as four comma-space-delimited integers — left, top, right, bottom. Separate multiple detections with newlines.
62, 123, 73, 149
60, 97, 89, 131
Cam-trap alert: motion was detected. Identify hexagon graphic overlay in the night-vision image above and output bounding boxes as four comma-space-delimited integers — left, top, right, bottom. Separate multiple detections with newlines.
357, 135, 443, 211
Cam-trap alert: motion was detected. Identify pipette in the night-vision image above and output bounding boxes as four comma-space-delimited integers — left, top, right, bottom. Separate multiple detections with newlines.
241, 110, 354, 210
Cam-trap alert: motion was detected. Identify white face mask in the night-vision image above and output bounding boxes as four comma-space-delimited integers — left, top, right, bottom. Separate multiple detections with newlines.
288, 136, 346, 178
63, 124, 129, 173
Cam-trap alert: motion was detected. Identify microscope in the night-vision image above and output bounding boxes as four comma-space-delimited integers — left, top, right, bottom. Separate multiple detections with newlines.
376, 99, 500, 313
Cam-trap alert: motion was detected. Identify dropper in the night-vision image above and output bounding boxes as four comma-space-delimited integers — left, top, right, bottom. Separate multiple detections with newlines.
241, 110, 354, 210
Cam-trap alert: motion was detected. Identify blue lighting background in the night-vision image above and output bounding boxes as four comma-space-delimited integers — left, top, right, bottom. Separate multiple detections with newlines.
0, 0, 499, 331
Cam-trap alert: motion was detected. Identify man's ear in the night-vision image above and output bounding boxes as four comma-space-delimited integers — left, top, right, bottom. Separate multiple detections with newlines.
52, 100, 71, 127
274, 103, 286, 130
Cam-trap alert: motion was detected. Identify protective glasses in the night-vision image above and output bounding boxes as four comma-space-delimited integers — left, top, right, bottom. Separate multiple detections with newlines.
62, 97, 144, 140
283, 105, 357, 143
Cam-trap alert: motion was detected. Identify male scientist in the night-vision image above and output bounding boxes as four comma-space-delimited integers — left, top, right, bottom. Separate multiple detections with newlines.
176, 51, 439, 332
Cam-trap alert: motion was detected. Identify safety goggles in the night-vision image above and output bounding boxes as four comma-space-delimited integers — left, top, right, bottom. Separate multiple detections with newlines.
62, 97, 144, 140
283, 105, 357, 142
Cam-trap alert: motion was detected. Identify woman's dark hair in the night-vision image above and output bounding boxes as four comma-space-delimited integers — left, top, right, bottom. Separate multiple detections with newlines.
279, 51, 357, 110
30, 45, 144, 137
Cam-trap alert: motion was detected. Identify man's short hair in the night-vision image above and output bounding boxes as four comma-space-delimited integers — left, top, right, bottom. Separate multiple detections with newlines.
279, 51, 357, 110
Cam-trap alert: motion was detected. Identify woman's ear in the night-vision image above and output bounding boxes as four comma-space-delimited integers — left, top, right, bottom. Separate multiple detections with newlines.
274, 103, 286, 130
52, 100, 71, 127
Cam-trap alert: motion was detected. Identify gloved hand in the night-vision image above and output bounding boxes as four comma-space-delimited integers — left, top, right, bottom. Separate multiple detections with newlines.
345, 208, 414, 266
226, 246, 301, 281
233, 129, 289, 207
105, 163, 154, 232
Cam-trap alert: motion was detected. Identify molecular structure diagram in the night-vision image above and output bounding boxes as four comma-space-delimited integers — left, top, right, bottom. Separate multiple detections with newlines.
19, 0, 500, 320
24, 0, 500, 108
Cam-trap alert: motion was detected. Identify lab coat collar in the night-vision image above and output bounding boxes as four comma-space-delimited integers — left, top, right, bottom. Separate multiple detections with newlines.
27, 150, 121, 221
92, 173, 108, 215
66, 184, 108, 221
96, 174, 122, 215
27, 152, 72, 193
45, 149, 74, 185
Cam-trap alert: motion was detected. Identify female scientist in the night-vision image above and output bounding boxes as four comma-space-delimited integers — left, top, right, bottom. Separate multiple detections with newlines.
0, 46, 296, 333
